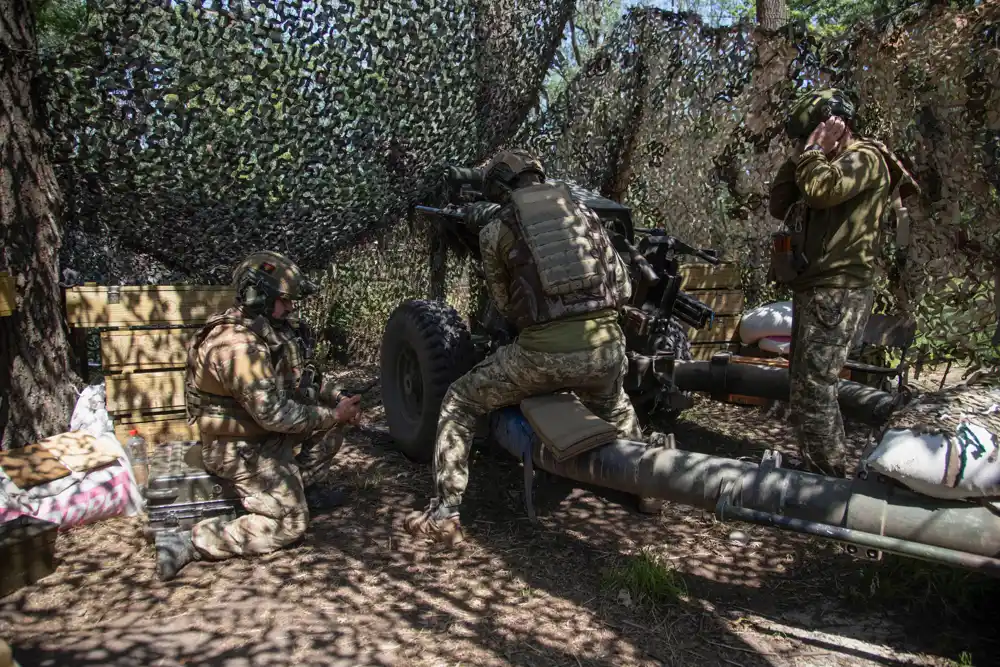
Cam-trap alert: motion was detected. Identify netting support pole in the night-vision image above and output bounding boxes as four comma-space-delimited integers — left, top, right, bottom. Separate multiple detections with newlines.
429, 230, 447, 302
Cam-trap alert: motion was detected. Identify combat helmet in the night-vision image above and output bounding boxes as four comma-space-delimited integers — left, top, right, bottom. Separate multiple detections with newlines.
482, 148, 546, 203
232, 250, 317, 319
784, 88, 857, 140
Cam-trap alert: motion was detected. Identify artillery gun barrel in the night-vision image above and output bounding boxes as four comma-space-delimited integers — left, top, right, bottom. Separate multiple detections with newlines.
672, 356, 897, 425
517, 433, 1000, 574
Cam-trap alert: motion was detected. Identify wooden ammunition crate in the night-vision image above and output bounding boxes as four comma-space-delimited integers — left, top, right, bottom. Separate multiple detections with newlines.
0, 516, 59, 599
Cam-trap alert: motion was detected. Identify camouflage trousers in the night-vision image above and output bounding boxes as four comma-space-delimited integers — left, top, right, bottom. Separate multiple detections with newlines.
789, 285, 873, 474
190, 427, 344, 560
433, 340, 641, 507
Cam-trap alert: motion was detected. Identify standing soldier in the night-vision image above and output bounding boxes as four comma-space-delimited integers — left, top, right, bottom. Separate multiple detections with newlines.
404, 149, 657, 546
155, 250, 362, 581
769, 88, 918, 476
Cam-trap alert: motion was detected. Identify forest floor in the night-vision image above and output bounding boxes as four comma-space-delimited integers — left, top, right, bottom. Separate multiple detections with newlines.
1, 362, 996, 667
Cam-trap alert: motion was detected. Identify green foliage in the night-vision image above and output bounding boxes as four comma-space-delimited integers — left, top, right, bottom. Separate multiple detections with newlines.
520, 0, 1000, 372
298, 219, 473, 367
32, 0, 89, 53
601, 549, 688, 605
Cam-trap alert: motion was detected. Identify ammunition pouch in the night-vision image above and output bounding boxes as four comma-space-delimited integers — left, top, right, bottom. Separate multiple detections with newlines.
298, 364, 319, 405
769, 201, 809, 285
621, 305, 652, 338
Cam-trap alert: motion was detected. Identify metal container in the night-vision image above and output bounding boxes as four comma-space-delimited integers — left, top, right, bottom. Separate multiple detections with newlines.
143, 441, 243, 542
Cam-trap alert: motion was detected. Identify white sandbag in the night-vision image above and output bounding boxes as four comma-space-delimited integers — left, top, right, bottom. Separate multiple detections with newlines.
0, 459, 144, 528
739, 301, 793, 345
863, 379, 1000, 500
0, 433, 145, 527
70, 382, 115, 438
757, 336, 791, 356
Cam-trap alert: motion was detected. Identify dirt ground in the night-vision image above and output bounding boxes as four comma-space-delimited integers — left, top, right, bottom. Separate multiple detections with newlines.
2, 364, 997, 667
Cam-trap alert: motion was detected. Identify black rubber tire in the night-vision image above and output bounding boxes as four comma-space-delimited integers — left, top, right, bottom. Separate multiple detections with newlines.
379, 299, 475, 463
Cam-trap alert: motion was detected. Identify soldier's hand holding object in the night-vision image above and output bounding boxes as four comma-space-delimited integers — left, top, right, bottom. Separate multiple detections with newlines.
333, 394, 362, 425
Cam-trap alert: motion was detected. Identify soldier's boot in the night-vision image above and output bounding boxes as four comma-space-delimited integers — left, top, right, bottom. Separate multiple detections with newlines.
304, 485, 349, 513
155, 530, 202, 582
403, 498, 465, 546
801, 448, 848, 479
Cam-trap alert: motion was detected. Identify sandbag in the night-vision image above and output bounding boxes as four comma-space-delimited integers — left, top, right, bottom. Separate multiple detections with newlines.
70, 382, 115, 438
0, 429, 144, 529
758, 336, 791, 356
863, 377, 1000, 500
739, 301, 793, 345
0, 458, 143, 529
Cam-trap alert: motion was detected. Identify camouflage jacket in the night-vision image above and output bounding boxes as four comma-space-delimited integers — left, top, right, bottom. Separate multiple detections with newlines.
184, 307, 338, 442
769, 139, 892, 291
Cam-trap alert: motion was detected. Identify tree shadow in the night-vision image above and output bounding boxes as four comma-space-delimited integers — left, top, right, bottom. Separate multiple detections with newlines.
4, 416, 996, 667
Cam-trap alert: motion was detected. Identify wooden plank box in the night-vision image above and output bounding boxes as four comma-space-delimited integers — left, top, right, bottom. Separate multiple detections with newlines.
65, 284, 234, 328
685, 315, 740, 345
105, 370, 187, 416
0, 516, 59, 599
678, 262, 741, 291
114, 411, 200, 449
100, 328, 195, 372
0, 271, 14, 317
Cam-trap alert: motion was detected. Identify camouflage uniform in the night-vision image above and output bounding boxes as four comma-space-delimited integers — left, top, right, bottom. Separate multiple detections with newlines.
788, 287, 873, 474
771, 89, 902, 475
406, 149, 642, 543
185, 307, 344, 559
434, 339, 639, 508
156, 251, 355, 580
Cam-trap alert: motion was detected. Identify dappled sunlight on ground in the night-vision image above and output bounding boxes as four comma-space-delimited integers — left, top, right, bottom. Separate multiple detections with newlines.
1, 367, 995, 667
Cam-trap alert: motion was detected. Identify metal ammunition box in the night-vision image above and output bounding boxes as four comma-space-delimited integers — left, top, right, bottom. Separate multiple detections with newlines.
143, 441, 243, 542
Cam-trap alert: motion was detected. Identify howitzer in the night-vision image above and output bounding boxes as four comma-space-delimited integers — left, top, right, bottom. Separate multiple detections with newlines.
410, 172, 728, 420
379, 170, 998, 577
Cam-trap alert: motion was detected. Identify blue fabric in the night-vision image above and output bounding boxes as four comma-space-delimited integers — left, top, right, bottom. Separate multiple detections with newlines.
489, 406, 538, 461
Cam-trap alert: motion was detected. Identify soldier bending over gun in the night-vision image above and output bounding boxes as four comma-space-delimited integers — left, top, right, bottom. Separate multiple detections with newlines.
404, 149, 661, 546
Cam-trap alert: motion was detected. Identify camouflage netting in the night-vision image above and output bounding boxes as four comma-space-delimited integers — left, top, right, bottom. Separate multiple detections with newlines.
42, 0, 574, 284
515, 1, 1000, 368
42, 1, 1000, 368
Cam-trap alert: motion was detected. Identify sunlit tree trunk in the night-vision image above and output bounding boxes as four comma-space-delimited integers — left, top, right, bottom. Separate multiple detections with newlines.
757, 0, 790, 30
0, 0, 79, 448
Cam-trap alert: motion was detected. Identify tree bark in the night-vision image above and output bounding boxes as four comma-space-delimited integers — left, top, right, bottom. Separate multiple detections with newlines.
757, 0, 789, 31
0, 0, 79, 449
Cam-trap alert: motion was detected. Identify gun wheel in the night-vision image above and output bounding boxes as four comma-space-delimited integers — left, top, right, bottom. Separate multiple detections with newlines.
380, 299, 475, 463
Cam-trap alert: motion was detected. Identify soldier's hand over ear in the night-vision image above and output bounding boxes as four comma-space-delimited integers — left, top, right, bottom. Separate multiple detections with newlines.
333, 394, 362, 425
808, 116, 847, 155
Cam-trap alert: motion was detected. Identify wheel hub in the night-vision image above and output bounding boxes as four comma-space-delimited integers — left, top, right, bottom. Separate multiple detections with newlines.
396, 345, 423, 417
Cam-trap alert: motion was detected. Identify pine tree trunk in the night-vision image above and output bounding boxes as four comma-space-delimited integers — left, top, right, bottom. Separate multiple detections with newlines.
0, 0, 80, 449
757, 0, 790, 31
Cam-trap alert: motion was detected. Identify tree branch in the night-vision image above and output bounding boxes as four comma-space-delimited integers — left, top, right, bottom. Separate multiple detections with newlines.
569, 11, 583, 67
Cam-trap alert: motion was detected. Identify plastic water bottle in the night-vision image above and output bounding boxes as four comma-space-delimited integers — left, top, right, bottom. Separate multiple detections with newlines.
126, 429, 149, 493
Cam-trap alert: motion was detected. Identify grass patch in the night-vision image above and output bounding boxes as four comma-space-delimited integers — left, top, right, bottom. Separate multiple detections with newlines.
601, 550, 687, 606
951, 651, 975, 667
349, 469, 386, 491
834, 556, 998, 618
832, 555, 998, 663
